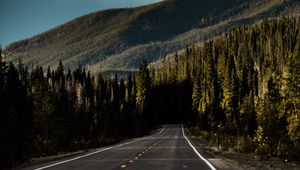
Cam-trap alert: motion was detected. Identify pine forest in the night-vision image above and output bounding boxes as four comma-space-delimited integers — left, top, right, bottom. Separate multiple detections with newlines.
0, 17, 299, 169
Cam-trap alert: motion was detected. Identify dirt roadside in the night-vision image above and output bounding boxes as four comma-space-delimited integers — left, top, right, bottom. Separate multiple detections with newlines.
191, 136, 300, 170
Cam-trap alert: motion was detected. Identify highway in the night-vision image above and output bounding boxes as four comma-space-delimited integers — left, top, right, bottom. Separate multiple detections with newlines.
23, 124, 217, 170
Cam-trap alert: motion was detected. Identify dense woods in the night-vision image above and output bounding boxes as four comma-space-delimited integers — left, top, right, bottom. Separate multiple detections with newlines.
153, 17, 300, 160
0, 57, 155, 169
0, 17, 300, 169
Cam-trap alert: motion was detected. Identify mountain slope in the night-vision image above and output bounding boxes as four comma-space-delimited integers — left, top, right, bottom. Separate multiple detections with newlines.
3, 0, 300, 74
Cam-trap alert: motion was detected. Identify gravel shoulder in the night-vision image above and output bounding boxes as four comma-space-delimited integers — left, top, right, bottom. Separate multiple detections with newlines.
191, 136, 300, 170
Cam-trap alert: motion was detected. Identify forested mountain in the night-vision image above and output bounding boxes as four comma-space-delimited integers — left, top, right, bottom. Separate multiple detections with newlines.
1, 0, 300, 169
3, 0, 300, 74
1, 17, 299, 169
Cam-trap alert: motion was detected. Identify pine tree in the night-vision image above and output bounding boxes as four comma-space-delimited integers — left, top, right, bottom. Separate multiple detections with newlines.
95, 73, 104, 109
120, 79, 126, 101
136, 60, 151, 113
192, 79, 201, 113
222, 54, 239, 134
240, 90, 256, 136
0, 63, 34, 168
55, 60, 64, 82
125, 74, 133, 103
111, 74, 119, 103
286, 41, 300, 150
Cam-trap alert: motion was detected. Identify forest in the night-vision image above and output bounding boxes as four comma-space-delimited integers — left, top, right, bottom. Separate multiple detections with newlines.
153, 16, 300, 160
0, 17, 299, 169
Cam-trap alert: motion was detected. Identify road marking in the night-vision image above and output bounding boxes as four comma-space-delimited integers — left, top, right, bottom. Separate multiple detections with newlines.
35, 126, 166, 170
121, 165, 126, 168
182, 164, 188, 168
129, 160, 133, 163
126, 158, 203, 161
181, 124, 217, 170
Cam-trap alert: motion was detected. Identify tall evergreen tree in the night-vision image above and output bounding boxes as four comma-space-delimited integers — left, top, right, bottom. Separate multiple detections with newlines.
136, 60, 151, 113
0, 63, 34, 168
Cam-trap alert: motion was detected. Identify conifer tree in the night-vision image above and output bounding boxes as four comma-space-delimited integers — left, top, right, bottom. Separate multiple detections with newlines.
286, 41, 300, 150
222, 54, 239, 134
136, 60, 151, 113
192, 79, 201, 113
0, 63, 34, 168
125, 74, 133, 103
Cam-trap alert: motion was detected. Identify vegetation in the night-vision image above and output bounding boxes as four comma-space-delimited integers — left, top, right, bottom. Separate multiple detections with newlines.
1, 15, 300, 170
0, 57, 151, 169
153, 17, 300, 160
3, 0, 300, 74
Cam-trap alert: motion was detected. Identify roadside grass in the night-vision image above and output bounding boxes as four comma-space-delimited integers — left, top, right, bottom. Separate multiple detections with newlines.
187, 127, 300, 170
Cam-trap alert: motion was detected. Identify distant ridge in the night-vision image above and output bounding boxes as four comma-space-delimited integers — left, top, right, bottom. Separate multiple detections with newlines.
3, 0, 300, 74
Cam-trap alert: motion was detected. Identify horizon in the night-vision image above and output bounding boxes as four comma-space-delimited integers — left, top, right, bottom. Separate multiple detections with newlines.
0, 0, 161, 47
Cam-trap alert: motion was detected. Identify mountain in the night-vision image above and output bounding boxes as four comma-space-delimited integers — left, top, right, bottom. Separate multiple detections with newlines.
3, 0, 300, 74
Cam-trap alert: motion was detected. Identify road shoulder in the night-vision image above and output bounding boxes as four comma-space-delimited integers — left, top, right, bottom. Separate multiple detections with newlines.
17, 126, 165, 170
190, 136, 300, 170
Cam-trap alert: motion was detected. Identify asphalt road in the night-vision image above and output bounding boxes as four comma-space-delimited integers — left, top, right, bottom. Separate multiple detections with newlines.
23, 124, 217, 170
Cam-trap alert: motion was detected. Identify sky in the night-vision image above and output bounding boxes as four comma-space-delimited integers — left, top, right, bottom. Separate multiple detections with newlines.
0, 0, 161, 47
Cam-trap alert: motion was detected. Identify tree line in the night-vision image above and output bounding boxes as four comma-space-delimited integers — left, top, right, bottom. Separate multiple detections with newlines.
0, 16, 299, 169
153, 17, 299, 160
0, 55, 157, 169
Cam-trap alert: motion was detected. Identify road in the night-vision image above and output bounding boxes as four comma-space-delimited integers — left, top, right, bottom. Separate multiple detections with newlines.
23, 124, 217, 170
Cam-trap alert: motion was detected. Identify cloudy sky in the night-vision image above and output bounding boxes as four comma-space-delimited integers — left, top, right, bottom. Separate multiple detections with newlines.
0, 0, 161, 47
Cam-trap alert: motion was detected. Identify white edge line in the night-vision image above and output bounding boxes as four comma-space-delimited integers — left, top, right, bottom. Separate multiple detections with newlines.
35, 126, 166, 170
181, 124, 217, 170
